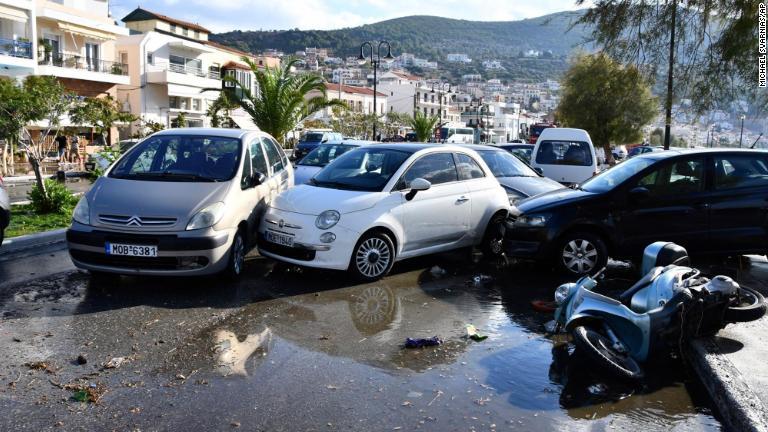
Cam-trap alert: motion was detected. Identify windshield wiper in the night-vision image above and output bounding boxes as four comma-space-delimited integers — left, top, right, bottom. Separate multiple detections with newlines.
312, 180, 367, 191
124, 171, 218, 182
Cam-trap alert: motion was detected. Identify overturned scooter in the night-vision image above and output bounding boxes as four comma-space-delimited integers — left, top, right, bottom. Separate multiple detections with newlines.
552, 242, 767, 380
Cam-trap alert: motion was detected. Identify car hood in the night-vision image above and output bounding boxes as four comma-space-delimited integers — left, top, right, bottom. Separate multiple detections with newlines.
516, 187, 598, 214
293, 165, 322, 185
87, 177, 231, 230
271, 184, 383, 216
497, 176, 564, 198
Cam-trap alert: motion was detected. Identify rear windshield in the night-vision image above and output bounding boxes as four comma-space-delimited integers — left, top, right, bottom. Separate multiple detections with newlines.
302, 133, 324, 142
299, 144, 356, 167
109, 135, 242, 182
535, 140, 593, 167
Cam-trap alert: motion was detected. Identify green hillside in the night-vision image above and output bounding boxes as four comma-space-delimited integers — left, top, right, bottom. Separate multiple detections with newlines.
212, 11, 590, 82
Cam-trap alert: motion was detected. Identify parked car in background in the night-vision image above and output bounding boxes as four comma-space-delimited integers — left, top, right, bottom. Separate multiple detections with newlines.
458, 144, 564, 205
0, 176, 9, 245
531, 128, 599, 185
67, 128, 293, 278
293, 130, 343, 161
497, 143, 535, 164
258, 144, 510, 281
612, 145, 628, 160
294, 140, 376, 185
628, 145, 662, 158
506, 148, 768, 275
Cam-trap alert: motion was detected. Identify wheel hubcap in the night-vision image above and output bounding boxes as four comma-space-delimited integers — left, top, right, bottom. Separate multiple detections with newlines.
356, 238, 391, 278
563, 239, 598, 274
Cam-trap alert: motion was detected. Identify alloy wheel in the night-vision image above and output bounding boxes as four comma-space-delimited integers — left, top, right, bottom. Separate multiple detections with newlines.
562, 239, 598, 274
355, 237, 391, 278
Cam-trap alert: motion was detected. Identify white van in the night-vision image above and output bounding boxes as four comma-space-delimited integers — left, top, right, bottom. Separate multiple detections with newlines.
531, 128, 598, 185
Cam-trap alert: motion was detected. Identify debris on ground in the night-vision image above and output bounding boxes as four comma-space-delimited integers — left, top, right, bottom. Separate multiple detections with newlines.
469, 274, 493, 286
531, 300, 558, 313
103, 357, 126, 369
465, 324, 488, 342
26, 361, 55, 374
430, 266, 447, 278
62, 382, 107, 404
76, 355, 87, 365
404, 337, 442, 348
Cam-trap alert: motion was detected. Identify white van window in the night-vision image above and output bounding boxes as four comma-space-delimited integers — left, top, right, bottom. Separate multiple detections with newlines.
249, 140, 269, 175
262, 137, 285, 174
536, 140, 593, 167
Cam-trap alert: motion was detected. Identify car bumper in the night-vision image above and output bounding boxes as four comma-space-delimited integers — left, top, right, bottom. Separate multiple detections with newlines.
66, 223, 234, 276
256, 207, 360, 271
503, 221, 554, 259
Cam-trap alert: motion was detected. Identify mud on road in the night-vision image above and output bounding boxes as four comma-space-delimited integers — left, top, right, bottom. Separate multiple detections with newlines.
0, 252, 721, 431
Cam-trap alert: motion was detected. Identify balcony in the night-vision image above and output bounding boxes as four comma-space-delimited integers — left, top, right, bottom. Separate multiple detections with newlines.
146, 62, 222, 89
0, 38, 35, 73
38, 52, 130, 85
0, 38, 32, 59
167, 62, 220, 80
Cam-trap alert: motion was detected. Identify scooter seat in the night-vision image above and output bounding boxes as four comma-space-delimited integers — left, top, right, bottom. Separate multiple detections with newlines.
619, 266, 665, 304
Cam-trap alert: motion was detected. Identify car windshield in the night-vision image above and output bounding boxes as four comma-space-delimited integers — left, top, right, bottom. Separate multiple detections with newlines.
311, 147, 411, 192
302, 133, 324, 142
478, 150, 539, 177
109, 135, 241, 182
580, 156, 657, 193
535, 140, 593, 166
299, 144, 356, 167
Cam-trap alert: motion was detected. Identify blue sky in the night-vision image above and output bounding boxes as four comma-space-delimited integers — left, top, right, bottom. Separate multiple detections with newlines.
109, 0, 589, 33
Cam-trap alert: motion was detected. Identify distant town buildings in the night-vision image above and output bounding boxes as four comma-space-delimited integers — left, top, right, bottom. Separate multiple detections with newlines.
446, 53, 471, 63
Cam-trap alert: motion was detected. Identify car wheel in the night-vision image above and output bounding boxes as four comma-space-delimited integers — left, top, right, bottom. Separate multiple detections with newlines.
481, 212, 507, 257
225, 230, 246, 278
557, 231, 608, 276
349, 232, 395, 282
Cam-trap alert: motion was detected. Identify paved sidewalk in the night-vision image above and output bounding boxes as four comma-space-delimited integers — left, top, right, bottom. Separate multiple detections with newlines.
688, 256, 768, 432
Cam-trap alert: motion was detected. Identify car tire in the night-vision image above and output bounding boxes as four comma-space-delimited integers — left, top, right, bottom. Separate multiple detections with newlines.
349, 231, 396, 282
556, 231, 608, 276
224, 229, 246, 279
481, 212, 507, 258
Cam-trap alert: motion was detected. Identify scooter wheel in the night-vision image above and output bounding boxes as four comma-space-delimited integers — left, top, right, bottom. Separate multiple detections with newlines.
725, 286, 767, 323
571, 325, 644, 381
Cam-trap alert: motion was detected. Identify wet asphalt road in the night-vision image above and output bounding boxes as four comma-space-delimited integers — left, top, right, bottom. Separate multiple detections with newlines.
0, 248, 721, 431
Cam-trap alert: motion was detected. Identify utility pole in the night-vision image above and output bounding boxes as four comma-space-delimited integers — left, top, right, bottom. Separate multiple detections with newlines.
739, 114, 745, 147
663, 1, 677, 151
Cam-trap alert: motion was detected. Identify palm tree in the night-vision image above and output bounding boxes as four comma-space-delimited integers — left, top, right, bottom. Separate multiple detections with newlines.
409, 111, 438, 142
210, 57, 345, 145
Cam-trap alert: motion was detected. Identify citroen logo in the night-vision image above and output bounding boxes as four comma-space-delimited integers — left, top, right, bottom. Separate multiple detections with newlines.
127, 216, 142, 226
278, 219, 285, 228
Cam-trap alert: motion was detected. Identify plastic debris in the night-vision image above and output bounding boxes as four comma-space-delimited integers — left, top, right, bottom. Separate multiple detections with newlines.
26, 361, 55, 374
465, 324, 488, 342
404, 336, 442, 348
407, 391, 423, 398
103, 357, 126, 369
531, 300, 558, 313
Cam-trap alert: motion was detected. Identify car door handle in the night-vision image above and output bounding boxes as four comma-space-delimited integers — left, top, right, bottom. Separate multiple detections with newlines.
456, 196, 470, 203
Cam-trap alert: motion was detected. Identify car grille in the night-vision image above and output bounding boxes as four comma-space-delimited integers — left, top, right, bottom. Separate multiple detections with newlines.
70, 250, 208, 271
99, 214, 177, 227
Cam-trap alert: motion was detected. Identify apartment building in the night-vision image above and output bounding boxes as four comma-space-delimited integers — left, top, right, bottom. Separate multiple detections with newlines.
117, 8, 264, 133
314, 82, 387, 117
0, 0, 35, 77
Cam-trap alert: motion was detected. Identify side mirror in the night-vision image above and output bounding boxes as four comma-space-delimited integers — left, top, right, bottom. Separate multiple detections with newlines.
534, 167, 543, 175
250, 172, 267, 187
405, 178, 431, 201
629, 186, 650, 202
321, 138, 328, 143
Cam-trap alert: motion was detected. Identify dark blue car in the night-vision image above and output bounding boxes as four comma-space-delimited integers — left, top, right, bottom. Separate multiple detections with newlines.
292, 130, 343, 160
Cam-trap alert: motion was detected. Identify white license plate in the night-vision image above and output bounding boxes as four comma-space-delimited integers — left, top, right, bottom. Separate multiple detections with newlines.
265, 231, 294, 247
105, 242, 158, 257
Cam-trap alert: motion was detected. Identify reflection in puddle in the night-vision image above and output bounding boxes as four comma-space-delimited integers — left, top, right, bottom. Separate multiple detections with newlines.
214, 328, 272, 376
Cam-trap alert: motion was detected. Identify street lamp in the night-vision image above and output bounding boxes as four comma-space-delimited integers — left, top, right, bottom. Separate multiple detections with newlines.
358, 41, 395, 141
431, 82, 451, 141
739, 114, 746, 148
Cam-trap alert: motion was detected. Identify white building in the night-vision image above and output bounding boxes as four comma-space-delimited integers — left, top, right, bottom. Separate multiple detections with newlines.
447, 53, 471, 63
376, 70, 421, 116
117, 8, 266, 132
312, 82, 387, 118
482, 60, 504, 70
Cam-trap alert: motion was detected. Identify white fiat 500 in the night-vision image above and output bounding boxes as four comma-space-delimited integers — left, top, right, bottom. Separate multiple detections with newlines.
258, 144, 510, 281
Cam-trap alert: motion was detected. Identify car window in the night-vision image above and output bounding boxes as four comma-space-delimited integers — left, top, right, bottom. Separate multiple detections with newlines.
635, 157, 705, 198
478, 149, 538, 178
312, 148, 410, 192
535, 140, 593, 166
128, 139, 161, 173
249, 140, 268, 175
269, 137, 290, 167
715, 155, 768, 190
241, 148, 252, 189
300, 144, 355, 167
262, 137, 284, 174
399, 153, 458, 189
456, 153, 485, 180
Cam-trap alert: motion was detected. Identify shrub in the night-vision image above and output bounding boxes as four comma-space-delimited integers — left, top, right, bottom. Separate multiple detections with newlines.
28, 179, 78, 214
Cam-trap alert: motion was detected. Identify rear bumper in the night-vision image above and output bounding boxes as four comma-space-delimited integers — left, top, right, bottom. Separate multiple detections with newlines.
66, 225, 234, 276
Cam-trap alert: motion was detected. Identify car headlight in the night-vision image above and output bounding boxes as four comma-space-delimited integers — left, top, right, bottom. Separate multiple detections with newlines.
507, 191, 524, 206
72, 197, 90, 225
315, 210, 340, 230
555, 283, 576, 305
186, 202, 226, 231
515, 214, 549, 227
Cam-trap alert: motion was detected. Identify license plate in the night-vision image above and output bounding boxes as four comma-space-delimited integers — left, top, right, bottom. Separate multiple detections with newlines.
265, 231, 294, 247
105, 242, 158, 257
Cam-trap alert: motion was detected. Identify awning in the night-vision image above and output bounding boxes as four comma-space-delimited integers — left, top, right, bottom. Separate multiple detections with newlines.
230, 115, 260, 131
58, 22, 115, 41
0, 5, 28, 23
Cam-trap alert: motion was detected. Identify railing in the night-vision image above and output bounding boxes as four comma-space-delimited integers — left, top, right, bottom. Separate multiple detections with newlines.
166, 62, 220, 80
0, 38, 32, 59
39, 52, 128, 75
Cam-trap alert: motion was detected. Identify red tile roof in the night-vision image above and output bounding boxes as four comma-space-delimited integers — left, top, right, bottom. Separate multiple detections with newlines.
222, 61, 251, 71
324, 83, 387, 97
392, 71, 421, 81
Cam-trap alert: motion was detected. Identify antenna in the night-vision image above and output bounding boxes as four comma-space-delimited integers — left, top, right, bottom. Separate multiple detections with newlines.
750, 133, 764, 149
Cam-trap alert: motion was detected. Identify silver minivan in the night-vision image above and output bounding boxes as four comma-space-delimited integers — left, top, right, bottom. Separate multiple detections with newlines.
66, 128, 293, 277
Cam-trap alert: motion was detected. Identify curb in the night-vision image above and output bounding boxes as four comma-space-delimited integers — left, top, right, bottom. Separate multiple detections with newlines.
687, 337, 768, 432
0, 228, 67, 255
3, 172, 88, 184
